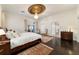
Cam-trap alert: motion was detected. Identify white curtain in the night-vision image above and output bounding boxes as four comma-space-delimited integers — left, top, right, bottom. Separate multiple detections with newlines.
1, 12, 6, 28
0, 5, 2, 27
0, 5, 6, 28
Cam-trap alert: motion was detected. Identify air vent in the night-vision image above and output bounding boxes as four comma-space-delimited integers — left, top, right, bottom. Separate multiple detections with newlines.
20, 11, 26, 15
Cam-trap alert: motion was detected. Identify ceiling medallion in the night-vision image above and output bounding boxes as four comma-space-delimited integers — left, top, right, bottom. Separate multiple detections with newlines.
28, 4, 46, 14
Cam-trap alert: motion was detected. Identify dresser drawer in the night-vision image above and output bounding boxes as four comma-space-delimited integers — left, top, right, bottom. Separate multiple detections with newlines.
0, 42, 10, 55
0, 49, 5, 54
0, 45, 5, 54
61, 32, 73, 41
0, 35, 10, 55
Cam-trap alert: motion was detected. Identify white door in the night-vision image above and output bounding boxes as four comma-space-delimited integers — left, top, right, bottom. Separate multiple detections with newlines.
51, 23, 56, 36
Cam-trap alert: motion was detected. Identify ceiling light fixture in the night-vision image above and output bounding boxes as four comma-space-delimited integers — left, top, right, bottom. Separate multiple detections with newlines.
28, 4, 46, 19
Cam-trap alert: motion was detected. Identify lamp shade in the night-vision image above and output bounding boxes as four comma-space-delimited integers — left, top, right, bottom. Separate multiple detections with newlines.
0, 29, 5, 35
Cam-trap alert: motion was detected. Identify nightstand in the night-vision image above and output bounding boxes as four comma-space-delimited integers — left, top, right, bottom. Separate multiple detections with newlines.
0, 40, 10, 55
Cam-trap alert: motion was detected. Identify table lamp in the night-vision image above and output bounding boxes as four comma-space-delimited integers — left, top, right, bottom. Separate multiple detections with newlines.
0, 29, 5, 35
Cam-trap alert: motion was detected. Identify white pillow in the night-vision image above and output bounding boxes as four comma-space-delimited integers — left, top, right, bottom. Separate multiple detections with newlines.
12, 31, 20, 38
6, 31, 15, 39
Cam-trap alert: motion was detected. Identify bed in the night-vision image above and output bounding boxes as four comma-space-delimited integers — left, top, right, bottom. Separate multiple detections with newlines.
6, 31, 42, 54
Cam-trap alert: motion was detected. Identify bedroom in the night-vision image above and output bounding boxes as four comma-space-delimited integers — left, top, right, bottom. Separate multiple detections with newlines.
0, 4, 79, 55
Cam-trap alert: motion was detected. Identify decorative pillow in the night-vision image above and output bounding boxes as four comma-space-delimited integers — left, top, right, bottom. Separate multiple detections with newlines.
6, 31, 15, 39
12, 31, 20, 38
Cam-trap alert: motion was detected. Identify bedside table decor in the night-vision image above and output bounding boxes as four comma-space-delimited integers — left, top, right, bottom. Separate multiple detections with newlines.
0, 28, 6, 41
0, 29, 5, 35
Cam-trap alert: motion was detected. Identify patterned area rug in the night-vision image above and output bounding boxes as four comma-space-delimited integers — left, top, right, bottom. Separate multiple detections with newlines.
41, 35, 53, 43
17, 43, 54, 55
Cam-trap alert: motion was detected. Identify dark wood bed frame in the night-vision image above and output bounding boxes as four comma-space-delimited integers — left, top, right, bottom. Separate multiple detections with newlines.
10, 39, 41, 55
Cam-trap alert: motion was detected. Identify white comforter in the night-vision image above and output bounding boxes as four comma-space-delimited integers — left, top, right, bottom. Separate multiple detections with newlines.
10, 32, 42, 49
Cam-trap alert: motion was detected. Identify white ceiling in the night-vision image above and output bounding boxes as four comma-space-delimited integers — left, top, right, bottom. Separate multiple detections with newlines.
2, 4, 77, 19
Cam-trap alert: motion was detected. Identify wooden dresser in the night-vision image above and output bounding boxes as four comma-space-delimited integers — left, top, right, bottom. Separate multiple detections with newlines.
0, 35, 10, 55
61, 31, 73, 41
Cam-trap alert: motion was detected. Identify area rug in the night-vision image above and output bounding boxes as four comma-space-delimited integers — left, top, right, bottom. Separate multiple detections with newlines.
41, 35, 53, 43
17, 43, 54, 55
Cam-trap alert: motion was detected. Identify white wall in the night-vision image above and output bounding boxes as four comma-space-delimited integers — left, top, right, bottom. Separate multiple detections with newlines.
76, 5, 79, 42
5, 12, 36, 33
6, 12, 25, 33
39, 9, 78, 41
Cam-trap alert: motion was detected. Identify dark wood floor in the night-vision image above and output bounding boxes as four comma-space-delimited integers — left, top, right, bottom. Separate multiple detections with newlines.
45, 37, 79, 55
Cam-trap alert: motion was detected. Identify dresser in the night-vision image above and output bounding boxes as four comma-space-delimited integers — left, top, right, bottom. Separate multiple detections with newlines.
61, 31, 73, 41
0, 35, 10, 55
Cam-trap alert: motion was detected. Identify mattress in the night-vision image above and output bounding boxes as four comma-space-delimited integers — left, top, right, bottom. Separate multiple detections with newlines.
10, 32, 42, 49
